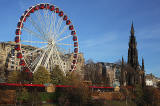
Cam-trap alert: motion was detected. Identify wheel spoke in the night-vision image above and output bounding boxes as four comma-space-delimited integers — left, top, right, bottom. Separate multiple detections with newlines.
44, 46, 54, 67
46, 9, 52, 35
56, 17, 63, 34
33, 45, 51, 73
28, 16, 49, 41
21, 40, 49, 44
48, 12, 55, 39
23, 45, 48, 56
56, 25, 69, 39
28, 16, 45, 35
53, 11, 57, 35
43, 9, 50, 35
57, 46, 69, 54
57, 43, 73, 46
56, 35, 72, 42
50, 55, 54, 71
23, 27, 47, 41
35, 10, 46, 34
53, 46, 66, 74
28, 55, 41, 69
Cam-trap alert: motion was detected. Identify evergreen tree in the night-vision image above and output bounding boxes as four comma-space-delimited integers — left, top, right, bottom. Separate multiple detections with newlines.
54, 73, 92, 106
134, 84, 145, 106
50, 65, 66, 85
33, 66, 51, 84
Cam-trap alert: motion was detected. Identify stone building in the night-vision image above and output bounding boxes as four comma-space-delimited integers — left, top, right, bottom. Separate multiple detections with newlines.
120, 23, 145, 87
145, 73, 160, 87
84, 62, 121, 87
0, 41, 22, 71
84, 63, 103, 85
65, 52, 85, 79
99, 62, 121, 87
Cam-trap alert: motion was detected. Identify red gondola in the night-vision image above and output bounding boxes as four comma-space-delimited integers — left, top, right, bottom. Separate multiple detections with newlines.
71, 65, 74, 69
15, 36, 20, 43
73, 66, 76, 70
15, 45, 20, 51
24, 67, 30, 72
66, 20, 71, 25
74, 48, 78, 53
16, 29, 21, 35
63, 15, 68, 20
73, 36, 77, 41
45, 4, 50, 9
30, 8, 34, 13
74, 42, 78, 47
73, 54, 77, 58
34, 5, 39, 10
20, 60, 25, 66
59, 11, 63, 17
71, 31, 76, 35
24, 11, 30, 17
20, 16, 26, 22
17, 22, 23, 28
72, 60, 76, 64
40, 4, 45, 9
55, 8, 59, 13
50, 5, 55, 11
69, 25, 74, 30
17, 53, 22, 58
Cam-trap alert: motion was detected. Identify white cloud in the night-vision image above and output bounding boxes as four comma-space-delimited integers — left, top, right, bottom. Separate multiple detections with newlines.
79, 32, 118, 48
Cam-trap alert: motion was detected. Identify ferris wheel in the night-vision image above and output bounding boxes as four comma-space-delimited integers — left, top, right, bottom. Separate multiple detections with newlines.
14, 3, 79, 75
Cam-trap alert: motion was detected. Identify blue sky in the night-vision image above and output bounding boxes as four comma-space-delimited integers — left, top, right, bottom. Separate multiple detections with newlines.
0, 0, 160, 77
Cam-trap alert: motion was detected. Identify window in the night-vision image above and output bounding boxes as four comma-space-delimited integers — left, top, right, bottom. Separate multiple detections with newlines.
11, 49, 15, 54
11, 66, 14, 69
12, 61, 15, 64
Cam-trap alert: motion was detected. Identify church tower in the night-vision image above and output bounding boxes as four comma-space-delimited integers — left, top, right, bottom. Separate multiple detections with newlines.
127, 22, 139, 69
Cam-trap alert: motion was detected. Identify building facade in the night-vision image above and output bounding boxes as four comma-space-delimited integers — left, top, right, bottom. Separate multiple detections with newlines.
145, 73, 160, 87
84, 62, 121, 87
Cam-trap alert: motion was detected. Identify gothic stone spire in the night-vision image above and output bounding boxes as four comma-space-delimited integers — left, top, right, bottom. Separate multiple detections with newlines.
142, 57, 144, 71
128, 22, 139, 69
131, 21, 134, 36
122, 56, 124, 66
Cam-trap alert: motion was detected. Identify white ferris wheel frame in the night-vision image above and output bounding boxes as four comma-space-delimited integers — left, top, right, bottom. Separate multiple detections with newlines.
14, 3, 79, 75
